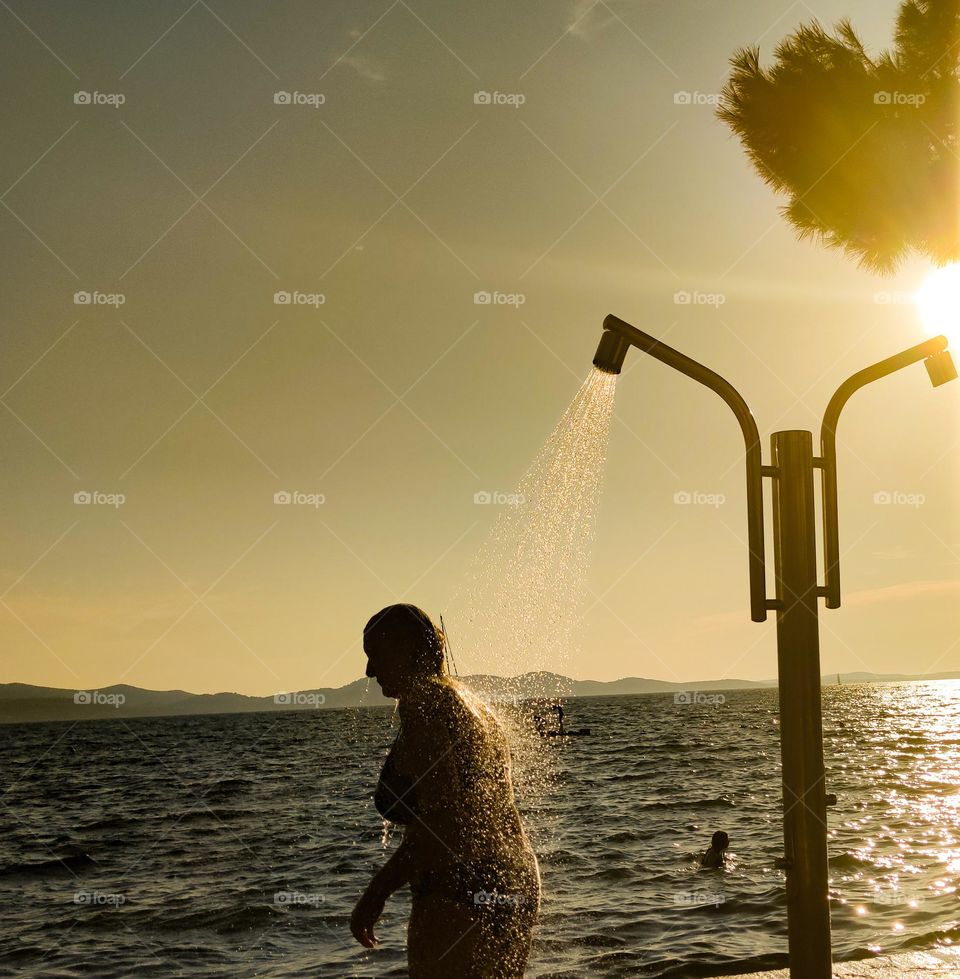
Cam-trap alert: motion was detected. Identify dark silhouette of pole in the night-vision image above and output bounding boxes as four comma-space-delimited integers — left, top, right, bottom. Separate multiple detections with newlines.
772, 430, 831, 975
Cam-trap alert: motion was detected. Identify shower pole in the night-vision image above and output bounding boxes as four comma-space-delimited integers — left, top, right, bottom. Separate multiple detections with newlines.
592, 314, 956, 979
771, 428, 831, 977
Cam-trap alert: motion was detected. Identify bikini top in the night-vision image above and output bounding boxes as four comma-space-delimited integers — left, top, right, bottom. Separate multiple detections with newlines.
374, 732, 420, 824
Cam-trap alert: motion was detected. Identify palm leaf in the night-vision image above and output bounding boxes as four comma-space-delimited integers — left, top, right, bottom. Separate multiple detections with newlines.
718, 2, 960, 274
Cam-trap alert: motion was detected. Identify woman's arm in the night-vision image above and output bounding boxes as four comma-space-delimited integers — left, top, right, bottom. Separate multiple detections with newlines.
350, 834, 415, 948
368, 833, 415, 896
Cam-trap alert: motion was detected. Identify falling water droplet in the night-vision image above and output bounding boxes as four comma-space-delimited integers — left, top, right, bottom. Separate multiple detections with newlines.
446, 367, 618, 800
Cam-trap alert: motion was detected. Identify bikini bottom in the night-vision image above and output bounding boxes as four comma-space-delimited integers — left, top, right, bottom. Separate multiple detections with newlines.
409, 856, 540, 919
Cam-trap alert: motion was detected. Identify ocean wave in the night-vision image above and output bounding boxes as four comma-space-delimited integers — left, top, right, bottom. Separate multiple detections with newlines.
82, 815, 140, 832
119, 902, 288, 934
639, 796, 737, 811
0, 846, 97, 878
828, 852, 876, 870
171, 808, 257, 824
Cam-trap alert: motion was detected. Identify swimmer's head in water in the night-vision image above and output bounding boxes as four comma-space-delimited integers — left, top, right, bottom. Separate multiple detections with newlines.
363, 604, 445, 698
711, 831, 729, 851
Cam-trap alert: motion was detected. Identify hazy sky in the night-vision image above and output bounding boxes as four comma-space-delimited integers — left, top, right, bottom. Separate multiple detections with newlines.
1, 0, 957, 695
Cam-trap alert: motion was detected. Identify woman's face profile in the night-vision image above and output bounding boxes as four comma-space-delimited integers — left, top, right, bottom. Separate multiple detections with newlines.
364, 631, 407, 698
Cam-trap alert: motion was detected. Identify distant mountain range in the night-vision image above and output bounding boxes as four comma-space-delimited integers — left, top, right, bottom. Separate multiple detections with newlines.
3, 670, 960, 724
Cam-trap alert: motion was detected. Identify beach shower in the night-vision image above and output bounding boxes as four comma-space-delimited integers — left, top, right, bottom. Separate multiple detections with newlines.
593, 313, 957, 979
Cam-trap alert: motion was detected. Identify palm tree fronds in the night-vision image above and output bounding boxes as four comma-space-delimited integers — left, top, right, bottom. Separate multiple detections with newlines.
719, 0, 960, 274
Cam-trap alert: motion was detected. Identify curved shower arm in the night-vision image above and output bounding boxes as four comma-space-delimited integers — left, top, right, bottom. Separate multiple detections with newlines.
819, 334, 952, 609
600, 314, 768, 622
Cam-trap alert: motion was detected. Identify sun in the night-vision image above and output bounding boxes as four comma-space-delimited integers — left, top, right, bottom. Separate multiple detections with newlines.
916, 263, 960, 342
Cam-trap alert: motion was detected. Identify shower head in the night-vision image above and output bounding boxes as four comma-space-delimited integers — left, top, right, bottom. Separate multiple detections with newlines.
593, 326, 631, 375
925, 348, 958, 387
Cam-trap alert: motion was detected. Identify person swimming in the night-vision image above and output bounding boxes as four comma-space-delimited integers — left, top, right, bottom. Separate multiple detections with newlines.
351, 604, 541, 979
700, 830, 730, 868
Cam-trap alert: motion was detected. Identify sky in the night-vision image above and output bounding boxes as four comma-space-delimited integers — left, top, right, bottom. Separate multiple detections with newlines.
1, 0, 957, 695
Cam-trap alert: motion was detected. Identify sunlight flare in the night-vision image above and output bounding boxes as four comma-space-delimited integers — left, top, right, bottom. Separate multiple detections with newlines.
916, 264, 960, 343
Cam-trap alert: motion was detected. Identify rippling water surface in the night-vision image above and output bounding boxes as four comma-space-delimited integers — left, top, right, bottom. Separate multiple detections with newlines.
4, 680, 960, 977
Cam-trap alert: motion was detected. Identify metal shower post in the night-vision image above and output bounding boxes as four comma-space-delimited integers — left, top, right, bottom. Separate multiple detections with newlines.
592, 314, 957, 978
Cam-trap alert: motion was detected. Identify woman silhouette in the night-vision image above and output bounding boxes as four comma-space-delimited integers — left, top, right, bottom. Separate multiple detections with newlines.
351, 604, 540, 978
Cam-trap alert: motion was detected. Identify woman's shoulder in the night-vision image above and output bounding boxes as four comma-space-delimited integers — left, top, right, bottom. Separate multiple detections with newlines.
400, 676, 463, 723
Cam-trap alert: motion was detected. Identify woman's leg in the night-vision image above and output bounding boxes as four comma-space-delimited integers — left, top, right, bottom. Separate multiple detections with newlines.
408, 892, 480, 979
408, 892, 537, 979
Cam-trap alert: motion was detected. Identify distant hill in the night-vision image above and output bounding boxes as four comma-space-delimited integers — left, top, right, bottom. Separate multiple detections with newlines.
2, 670, 959, 724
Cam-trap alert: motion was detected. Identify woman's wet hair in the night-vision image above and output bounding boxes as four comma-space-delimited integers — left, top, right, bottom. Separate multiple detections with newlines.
364, 604, 445, 673
711, 831, 729, 850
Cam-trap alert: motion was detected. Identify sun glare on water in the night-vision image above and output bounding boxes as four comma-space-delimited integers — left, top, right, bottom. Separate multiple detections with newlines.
916, 263, 960, 344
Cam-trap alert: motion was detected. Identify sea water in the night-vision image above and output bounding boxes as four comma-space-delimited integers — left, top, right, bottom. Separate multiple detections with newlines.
5, 681, 960, 976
